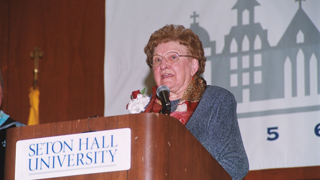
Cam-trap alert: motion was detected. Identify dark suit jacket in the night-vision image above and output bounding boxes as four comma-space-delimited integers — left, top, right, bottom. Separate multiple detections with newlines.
0, 118, 23, 180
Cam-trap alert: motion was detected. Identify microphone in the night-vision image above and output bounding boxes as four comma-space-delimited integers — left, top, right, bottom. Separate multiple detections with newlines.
156, 85, 171, 115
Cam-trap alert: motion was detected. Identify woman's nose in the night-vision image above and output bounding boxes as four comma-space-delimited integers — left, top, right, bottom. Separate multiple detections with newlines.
159, 58, 169, 70
159, 57, 169, 69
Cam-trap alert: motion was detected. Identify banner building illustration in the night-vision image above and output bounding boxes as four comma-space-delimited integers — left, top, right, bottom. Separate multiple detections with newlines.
104, 0, 320, 171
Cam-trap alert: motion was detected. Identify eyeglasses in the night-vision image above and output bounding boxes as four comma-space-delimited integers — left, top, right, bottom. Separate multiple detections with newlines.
151, 51, 195, 67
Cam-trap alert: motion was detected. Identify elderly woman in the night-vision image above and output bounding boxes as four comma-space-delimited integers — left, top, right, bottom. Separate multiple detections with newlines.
129, 24, 249, 179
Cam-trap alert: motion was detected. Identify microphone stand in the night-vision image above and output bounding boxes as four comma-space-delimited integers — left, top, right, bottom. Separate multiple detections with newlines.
159, 101, 171, 115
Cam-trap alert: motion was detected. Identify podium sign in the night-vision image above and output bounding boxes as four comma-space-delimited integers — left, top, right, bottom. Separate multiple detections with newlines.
5, 114, 232, 180
15, 128, 131, 180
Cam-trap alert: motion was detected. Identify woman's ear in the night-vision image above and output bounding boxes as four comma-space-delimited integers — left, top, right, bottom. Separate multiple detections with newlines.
191, 59, 199, 76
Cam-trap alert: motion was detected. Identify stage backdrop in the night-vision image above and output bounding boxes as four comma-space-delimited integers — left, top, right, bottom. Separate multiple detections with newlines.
104, 0, 320, 171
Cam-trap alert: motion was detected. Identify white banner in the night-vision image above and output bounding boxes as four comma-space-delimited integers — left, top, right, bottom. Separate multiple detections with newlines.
104, 0, 320, 170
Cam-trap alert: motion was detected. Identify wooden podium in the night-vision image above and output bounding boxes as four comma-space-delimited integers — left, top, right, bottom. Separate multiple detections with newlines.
4, 113, 231, 180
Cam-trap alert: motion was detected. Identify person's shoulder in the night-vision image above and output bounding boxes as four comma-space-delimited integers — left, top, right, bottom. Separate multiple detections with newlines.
205, 85, 235, 99
1, 117, 25, 128
202, 85, 237, 107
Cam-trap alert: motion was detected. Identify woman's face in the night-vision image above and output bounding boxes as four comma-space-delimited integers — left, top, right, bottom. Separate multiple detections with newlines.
152, 41, 198, 99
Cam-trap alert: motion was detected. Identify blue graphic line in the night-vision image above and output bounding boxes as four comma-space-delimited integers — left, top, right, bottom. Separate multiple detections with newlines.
238, 105, 320, 119
28, 164, 117, 175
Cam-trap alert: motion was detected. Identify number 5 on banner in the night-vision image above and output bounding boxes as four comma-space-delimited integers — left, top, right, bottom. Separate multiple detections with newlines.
267, 127, 279, 141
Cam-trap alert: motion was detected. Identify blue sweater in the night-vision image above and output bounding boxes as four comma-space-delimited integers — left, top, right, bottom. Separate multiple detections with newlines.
185, 85, 249, 180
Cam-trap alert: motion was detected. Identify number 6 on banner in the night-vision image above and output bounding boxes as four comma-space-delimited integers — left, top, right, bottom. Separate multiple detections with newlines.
315, 123, 320, 137
267, 127, 279, 141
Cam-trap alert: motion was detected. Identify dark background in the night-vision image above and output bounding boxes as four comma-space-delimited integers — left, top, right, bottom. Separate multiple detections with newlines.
0, 0, 105, 124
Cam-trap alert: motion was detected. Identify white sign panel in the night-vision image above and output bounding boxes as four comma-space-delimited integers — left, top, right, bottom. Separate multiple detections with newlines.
15, 128, 131, 180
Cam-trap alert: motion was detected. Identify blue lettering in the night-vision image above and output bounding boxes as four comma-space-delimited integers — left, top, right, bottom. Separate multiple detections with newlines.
52, 141, 63, 154
102, 136, 109, 148
111, 135, 118, 147
101, 150, 105, 163
94, 151, 98, 164
86, 152, 93, 165
91, 137, 100, 150
45, 142, 52, 155
29, 158, 38, 171
109, 149, 117, 162
63, 140, 73, 152
29, 144, 36, 156
52, 156, 55, 168
36, 143, 44, 156
40, 157, 50, 170
79, 138, 88, 150
77, 153, 84, 166
57, 155, 66, 167
68, 154, 75, 167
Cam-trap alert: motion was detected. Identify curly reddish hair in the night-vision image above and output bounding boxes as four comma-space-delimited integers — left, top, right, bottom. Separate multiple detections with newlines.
144, 24, 206, 76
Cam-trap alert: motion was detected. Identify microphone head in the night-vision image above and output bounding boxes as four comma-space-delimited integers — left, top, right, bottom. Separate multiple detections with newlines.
156, 85, 170, 97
